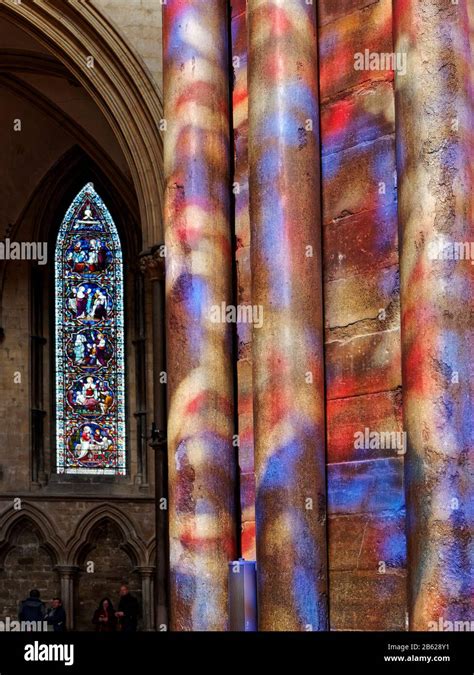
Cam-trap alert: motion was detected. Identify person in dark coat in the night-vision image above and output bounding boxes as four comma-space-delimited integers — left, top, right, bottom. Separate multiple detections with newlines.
92, 598, 117, 632
115, 585, 139, 632
19, 589, 45, 623
45, 598, 67, 632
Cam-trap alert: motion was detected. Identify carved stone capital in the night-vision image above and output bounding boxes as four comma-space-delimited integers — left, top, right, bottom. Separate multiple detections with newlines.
139, 246, 165, 281
136, 565, 156, 578
55, 565, 79, 578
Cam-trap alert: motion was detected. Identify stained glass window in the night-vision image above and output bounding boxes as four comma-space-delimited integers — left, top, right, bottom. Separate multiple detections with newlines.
55, 183, 126, 475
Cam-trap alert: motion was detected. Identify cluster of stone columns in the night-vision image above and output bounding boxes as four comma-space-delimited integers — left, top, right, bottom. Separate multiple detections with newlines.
162, 0, 473, 631
163, 0, 328, 632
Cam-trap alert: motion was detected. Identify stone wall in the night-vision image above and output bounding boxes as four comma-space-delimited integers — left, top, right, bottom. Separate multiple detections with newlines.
318, 0, 406, 631
0, 522, 59, 620
0, 500, 155, 629
75, 520, 141, 631
93, 0, 163, 90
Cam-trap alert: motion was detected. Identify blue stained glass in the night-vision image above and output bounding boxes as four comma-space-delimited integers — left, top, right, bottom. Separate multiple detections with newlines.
55, 183, 126, 475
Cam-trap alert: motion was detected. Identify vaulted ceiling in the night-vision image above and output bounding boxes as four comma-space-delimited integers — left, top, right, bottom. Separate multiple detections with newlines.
0, 12, 131, 234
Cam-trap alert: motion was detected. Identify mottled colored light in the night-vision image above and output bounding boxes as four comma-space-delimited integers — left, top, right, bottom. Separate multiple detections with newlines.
394, 0, 474, 630
248, 0, 328, 631
163, 0, 237, 631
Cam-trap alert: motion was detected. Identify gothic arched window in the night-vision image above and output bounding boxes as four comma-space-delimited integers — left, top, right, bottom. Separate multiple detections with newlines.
55, 183, 126, 475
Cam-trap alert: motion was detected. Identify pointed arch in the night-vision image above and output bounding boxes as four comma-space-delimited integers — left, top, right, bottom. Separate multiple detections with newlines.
0, 504, 64, 568
55, 184, 126, 475
66, 504, 146, 567
1, 0, 163, 248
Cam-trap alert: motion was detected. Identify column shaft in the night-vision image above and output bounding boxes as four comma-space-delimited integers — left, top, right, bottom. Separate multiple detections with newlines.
56, 566, 77, 631
248, 0, 328, 631
152, 267, 169, 631
138, 567, 156, 631
140, 250, 170, 630
163, 1, 237, 631
394, 1, 474, 630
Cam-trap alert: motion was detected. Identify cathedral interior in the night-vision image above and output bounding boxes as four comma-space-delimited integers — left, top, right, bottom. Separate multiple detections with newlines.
0, 0, 471, 633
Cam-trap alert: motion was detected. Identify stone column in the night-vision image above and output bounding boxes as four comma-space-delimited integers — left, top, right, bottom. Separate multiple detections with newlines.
247, 0, 328, 630
133, 264, 148, 486
394, 1, 474, 630
56, 565, 78, 631
140, 248, 169, 630
163, 1, 237, 631
137, 566, 156, 631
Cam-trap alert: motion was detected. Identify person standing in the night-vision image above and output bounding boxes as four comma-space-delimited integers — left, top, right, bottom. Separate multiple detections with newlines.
115, 584, 139, 632
92, 598, 117, 632
45, 598, 67, 632
19, 589, 45, 624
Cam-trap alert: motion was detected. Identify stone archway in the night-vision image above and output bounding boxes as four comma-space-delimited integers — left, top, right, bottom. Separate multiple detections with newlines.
67, 505, 154, 631
1, 0, 163, 249
74, 518, 141, 631
0, 509, 63, 621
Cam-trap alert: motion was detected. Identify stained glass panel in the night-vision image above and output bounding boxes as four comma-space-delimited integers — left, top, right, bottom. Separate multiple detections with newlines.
55, 183, 126, 474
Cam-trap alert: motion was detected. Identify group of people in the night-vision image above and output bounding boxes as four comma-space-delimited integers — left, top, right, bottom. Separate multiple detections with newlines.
67, 238, 109, 275
67, 376, 114, 415
19, 590, 66, 631
19, 585, 139, 632
73, 425, 114, 462
92, 586, 139, 632
70, 285, 109, 321
73, 330, 109, 368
